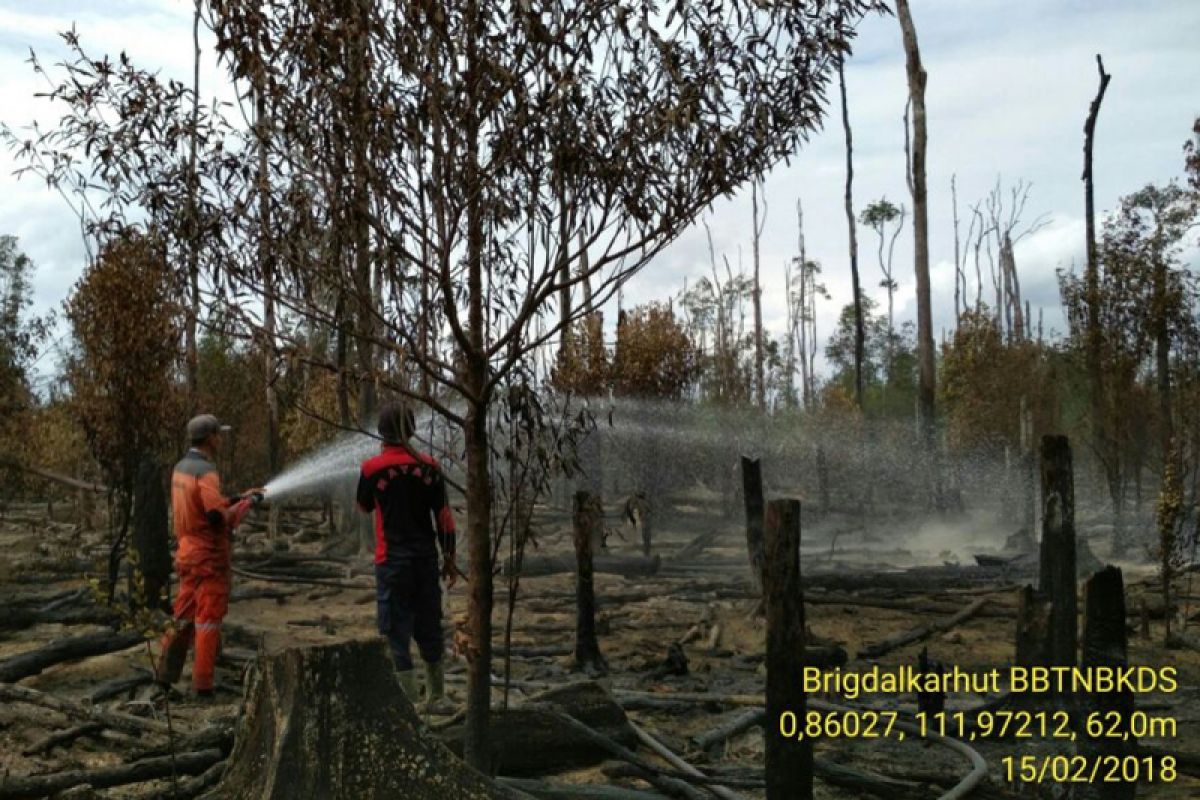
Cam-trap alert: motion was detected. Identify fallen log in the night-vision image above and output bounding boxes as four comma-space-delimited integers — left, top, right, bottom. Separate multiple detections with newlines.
0, 749, 222, 799
814, 761, 927, 800
542, 711, 759, 793
675, 528, 723, 562
692, 708, 765, 752
499, 777, 668, 800
0, 603, 118, 635
89, 671, 153, 703
0, 630, 144, 682
857, 596, 989, 660
440, 681, 636, 775
21, 722, 105, 756
0, 682, 170, 737
504, 553, 661, 578
630, 720, 744, 800
215, 639, 510, 798
175, 761, 227, 800
230, 566, 371, 590
805, 591, 1015, 619
0, 455, 108, 493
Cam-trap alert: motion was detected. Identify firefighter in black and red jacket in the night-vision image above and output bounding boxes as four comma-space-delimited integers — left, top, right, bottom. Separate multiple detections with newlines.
357, 401, 457, 707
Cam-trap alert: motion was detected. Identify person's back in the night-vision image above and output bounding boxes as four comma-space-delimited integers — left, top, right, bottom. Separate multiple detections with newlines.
357, 445, 455, 564
171, 447, 231, 568
357, 402, 456, 707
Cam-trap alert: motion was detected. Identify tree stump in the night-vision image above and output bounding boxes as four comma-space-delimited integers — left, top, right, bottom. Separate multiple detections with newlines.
215, 640, 506, 799
1076, 566, 1136, 800
1014, 585, 1050, 667
1037, 435, 1077, 670
573, 491, 608, 676
763, 498, 811, 800
130, 457, 171, 612
741, 456, 765, 594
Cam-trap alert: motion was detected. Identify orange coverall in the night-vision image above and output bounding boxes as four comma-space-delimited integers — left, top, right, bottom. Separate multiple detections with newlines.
156, 448, 251, 691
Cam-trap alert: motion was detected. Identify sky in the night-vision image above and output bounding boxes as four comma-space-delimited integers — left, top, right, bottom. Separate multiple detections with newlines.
1, 0, 1198, 382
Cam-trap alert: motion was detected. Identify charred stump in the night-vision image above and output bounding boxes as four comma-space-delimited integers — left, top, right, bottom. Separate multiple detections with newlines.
763, 498, 811, 800
1014, 585, 1050, 667
573, 491, 608, 677
215, 640, 505, 799
1077, 566, 1136, 800
130, 457, 171, 612
1038, 435, 1077, 670
741, 456, 765, 595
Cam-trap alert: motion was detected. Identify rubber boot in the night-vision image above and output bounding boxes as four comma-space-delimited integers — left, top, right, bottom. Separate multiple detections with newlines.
396, 669, 419, 702
422, 660, 455, 714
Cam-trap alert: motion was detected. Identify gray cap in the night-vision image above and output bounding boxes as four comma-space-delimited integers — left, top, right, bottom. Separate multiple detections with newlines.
187, 414, 231, 444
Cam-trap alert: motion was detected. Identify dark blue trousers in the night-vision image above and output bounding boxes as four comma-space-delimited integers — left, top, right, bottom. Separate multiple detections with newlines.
375, 557, 443, 671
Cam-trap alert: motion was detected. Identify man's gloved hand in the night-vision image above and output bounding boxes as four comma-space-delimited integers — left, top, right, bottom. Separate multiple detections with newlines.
227, 495, 257, 530
441, 555, 458, 589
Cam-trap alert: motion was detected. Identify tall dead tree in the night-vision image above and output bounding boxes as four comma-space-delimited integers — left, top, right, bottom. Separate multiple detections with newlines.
896, 0, 936, 467
1082, 55, 1113, 547
183, 0, 202, 414
837, 50, 865, 410
752, 182, 766, 411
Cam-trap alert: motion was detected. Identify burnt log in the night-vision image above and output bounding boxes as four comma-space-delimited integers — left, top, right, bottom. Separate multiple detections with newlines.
762, 498, 810, 800
857, 596, 988, 660
503, 553, 660, 578
440, 681, 636, 776
0, 629, 143, 683
499, 778, 667, 800
0, 749, 222, 799
215, 639, 508, 799
0, 682, 169, 737
0, 603, 118, 635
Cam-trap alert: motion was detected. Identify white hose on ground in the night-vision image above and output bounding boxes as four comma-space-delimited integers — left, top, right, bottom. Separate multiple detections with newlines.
809, 699, 988, 800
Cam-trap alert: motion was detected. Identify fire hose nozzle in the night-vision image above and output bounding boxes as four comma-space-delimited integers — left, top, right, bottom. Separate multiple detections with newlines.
250, 491, 265, 507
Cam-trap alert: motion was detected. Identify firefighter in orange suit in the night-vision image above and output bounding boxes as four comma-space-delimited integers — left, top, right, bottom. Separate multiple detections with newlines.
155, 414, 261, 697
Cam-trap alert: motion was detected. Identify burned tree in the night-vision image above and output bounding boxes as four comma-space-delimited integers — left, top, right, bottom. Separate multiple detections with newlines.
63, 234, 183, 600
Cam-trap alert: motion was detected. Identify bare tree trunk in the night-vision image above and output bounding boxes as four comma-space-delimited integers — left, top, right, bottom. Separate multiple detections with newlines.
897, 0, 937, 500
763, 499, 810, 799
952, 175, 962, 323
1082, 55, 1114, 549
254, 55, 281, 488
462, 21, 494, 763
573, 491, 608, 676
752, 182, 766, 411
184, 0, 202, 414
796, 200, 811, 409
837, 55, 864, 411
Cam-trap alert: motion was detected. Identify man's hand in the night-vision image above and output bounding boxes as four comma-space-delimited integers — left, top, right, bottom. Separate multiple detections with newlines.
441, 555, 458, 589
